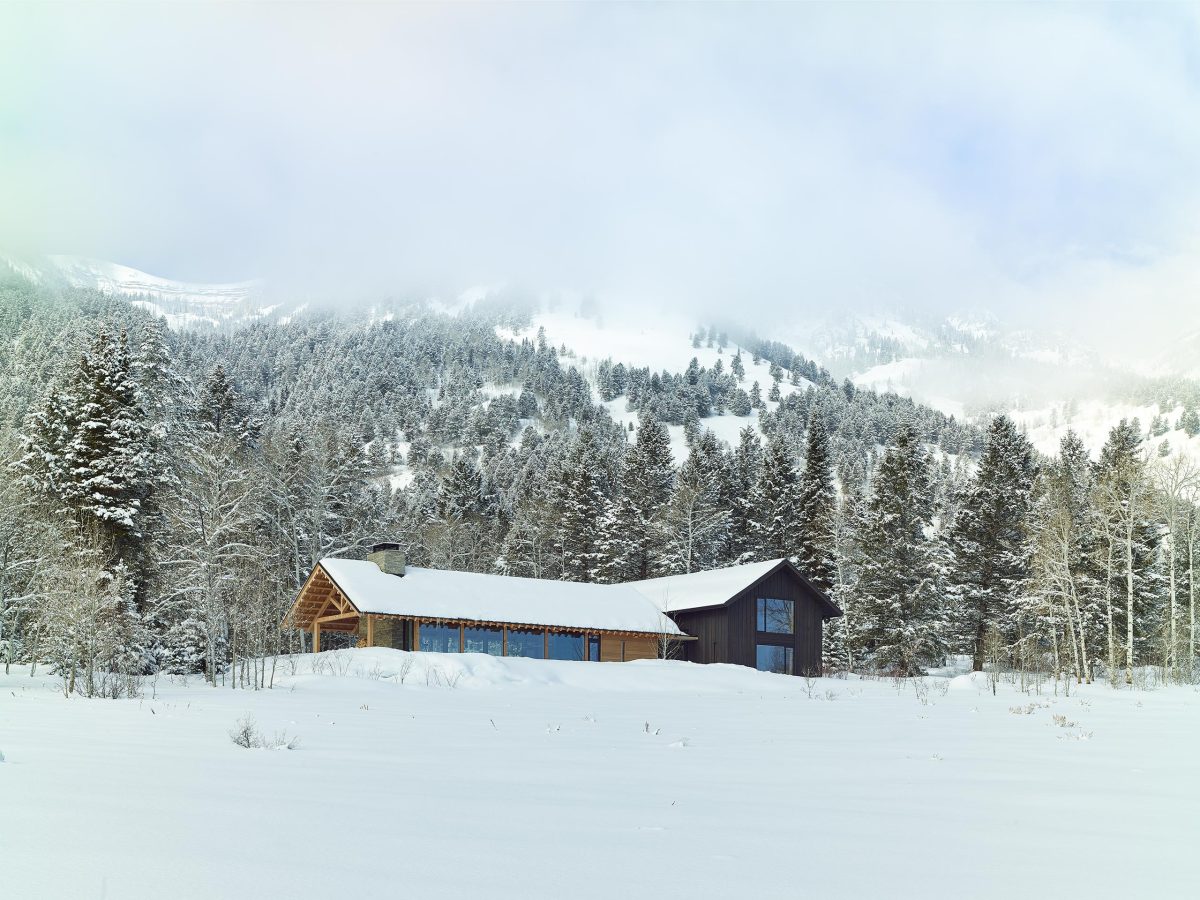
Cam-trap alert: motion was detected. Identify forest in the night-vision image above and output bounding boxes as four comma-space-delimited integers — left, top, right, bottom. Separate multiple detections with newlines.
1, 273, 1197, 696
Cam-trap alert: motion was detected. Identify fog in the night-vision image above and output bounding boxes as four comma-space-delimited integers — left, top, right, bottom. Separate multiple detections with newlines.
3, 3, 1200, 351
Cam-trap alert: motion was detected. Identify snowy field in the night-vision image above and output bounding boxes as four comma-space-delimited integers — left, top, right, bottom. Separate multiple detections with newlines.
3, 649, 1197, 900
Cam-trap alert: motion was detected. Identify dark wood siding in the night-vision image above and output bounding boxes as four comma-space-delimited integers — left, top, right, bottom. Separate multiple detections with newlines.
672, 607, 729, 664
669, 563, 831, 676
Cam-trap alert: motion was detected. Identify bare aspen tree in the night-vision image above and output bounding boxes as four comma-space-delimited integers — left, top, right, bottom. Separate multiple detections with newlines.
1033, 496, 1089, 683
1152, 456, 1197, 681
1101, 531, 1118, 686
1096, 432, 1152, 686
1189, 503, 1198, 679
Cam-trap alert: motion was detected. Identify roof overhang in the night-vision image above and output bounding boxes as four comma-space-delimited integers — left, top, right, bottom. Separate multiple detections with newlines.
285, 563, 363, 631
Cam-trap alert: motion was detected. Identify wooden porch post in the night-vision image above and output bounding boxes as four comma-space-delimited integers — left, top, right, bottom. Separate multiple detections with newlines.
366, 615, 375, 648
313, 621, 321, 654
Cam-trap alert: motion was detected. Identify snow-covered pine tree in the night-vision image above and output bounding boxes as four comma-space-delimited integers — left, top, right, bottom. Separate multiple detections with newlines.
850, 421, 947, 675
554, 430, 609, 582
753, 434, 803, 560
949, 415, 1037, 672
594, 492, 642, 583
621, 413, 675, 579
796, 413, 837, 590
18, 327, 156, 598
725, 426, 764, 563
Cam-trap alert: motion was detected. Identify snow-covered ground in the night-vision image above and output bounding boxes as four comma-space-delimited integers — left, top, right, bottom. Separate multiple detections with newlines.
850, 356, 968, 418
3, 649, 1197, 899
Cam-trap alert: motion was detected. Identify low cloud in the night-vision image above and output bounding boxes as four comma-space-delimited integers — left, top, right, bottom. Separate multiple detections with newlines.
2, 3, 1198, 347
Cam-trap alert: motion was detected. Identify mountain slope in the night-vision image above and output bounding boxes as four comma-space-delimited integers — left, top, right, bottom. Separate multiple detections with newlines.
2, 253, 266, 328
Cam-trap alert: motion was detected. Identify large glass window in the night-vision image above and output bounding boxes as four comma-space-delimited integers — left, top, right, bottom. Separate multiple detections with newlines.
464, 626, 504, 656
547, 632, 586, 661
419, 623, 461, 653
505, 628, 545, 658
756, 644, 793, 675
757, 598, 794, 634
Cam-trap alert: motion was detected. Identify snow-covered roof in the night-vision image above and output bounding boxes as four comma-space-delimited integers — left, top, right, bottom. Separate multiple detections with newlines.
319, 558, 684, 636
623, 559, 786, 613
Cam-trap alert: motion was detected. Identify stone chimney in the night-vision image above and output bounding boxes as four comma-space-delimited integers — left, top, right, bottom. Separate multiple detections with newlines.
367, 542, 406, 576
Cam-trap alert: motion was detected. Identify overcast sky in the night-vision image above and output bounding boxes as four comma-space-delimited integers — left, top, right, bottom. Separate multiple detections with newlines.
3, 3, 1200, 339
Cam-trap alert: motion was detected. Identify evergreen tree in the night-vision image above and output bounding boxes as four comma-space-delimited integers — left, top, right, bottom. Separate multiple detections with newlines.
621, 413, 675, 578
594, 493, 642, 583
726, 426, 764, 563
851, 422, 946, 675
554, 431, 609, 582
949, 416, 1037, 671
18, 328, 155, 594
796, 415, 837, 590
753, 434, 803, 559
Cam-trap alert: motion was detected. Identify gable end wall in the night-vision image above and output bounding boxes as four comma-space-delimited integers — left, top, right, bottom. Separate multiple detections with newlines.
670, 566, 826, 674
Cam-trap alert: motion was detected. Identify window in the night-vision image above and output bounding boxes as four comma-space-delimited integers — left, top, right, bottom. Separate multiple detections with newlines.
505, 628, 544, 659
588, 635, 601, 662
757, 598, 794, 634
756, 644, 793, 675
547, 631, 586, 661
419, 623, 460, 653
464, 626, 504, 656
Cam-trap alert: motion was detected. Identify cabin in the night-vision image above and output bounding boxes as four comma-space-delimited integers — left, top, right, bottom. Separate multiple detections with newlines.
286, 544, 842, 675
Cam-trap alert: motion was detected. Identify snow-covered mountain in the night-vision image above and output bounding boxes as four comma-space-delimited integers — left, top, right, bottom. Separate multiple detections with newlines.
2, 253, 268, 328
515, 302, 1200, 462
765, 307, 1200, 460
779, 309, 1111, 418
6, 253, 1198, 461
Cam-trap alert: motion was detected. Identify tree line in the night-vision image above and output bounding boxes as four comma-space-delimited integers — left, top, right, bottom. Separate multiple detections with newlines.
1, 276, 1196, 693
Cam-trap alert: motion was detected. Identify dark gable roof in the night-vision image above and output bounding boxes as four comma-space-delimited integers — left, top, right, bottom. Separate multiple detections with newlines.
626, 558, 842, 619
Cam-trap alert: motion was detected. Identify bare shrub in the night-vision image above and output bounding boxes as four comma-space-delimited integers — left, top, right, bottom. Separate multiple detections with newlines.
229, 713, 299, 750
912, 679, 930, 706
229, 714, 258, 748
